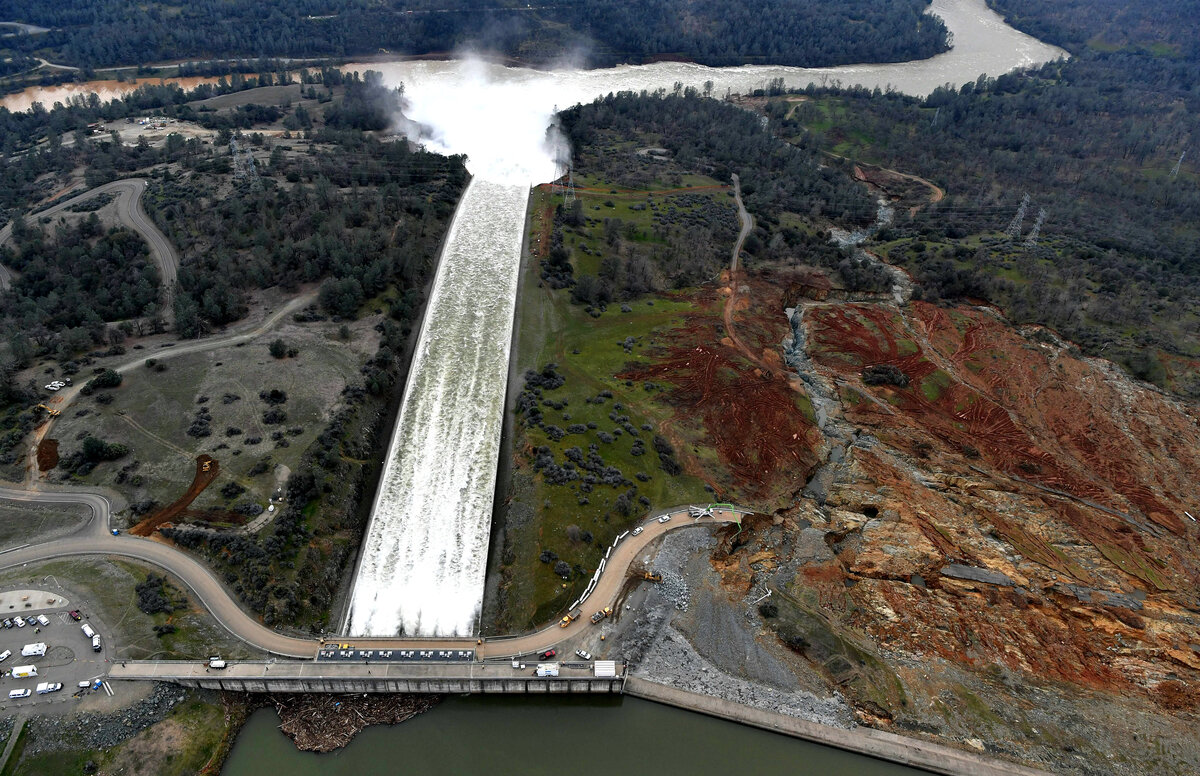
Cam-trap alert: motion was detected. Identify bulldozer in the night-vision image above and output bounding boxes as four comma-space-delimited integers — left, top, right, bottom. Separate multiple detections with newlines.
642, 571, 662, 583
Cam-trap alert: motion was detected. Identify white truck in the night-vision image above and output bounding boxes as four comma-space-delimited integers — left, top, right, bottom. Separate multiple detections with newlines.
21, 643, 46, 657
35, 682, 62, 694
534, 663, 559, 677
81, 623, 96, 639
11, 665, 37, 678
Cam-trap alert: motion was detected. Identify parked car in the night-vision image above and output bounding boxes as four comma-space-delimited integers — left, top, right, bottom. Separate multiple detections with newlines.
632, 526, 644, 536
575, 649, 592, 660
657, 515, 672, 524
538, 649, 556, 660
44, 385, 59, 391
69, 611, 82, 621
36, 615, 49, 627
2, 619, 11, 628
14, 618, 25, 628
0, 650, 10, 663
7, 689, 30, 699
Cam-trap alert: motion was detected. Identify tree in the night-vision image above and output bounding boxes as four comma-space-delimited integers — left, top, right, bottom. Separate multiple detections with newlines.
268, 338, 287, 359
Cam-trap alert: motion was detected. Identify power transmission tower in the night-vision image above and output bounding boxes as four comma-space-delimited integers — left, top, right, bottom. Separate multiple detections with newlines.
229, 137, 261, 189
1024, 208, 1046, 247
1170, 151, 1186, 179
1006, 193, 1030, 240
564, 166, 576, 205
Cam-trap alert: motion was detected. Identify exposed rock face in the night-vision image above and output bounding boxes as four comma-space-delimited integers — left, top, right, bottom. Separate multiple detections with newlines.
696, 286, 1200, 772
795, 300, 1200, 695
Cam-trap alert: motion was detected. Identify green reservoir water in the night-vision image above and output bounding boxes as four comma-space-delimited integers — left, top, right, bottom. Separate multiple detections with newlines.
222, 695, 928, 775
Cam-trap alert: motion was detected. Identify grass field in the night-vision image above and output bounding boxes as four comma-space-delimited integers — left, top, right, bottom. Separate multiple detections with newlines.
45, 314, 381, 527
497, 185, 724, 629
0, 558, 256, 660
0, 501, 89, 548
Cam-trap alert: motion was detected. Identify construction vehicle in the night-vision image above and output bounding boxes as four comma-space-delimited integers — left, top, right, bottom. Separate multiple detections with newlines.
559, 609, 581, 627
642, 571, 662, 582
201, 460, 213, 472
590, 606, 613, 624
35, 404, 61, 417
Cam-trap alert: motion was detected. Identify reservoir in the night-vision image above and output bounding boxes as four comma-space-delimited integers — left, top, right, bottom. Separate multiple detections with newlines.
222, 696, 929, 775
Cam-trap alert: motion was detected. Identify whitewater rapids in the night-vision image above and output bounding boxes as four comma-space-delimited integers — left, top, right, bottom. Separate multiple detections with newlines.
346, 180, 528, 637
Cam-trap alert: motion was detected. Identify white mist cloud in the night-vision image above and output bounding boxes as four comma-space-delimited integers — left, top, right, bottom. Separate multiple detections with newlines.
392, 57, 568, 186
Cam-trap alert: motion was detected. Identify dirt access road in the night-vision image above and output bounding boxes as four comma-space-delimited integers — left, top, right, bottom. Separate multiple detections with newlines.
0, 178, 176, 295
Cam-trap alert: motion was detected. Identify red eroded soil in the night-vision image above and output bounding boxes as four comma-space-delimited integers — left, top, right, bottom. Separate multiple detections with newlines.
619, 288, 821, 500
36, 439, 59, 472
131, 455, 220, 536
809, 303, 1190, 537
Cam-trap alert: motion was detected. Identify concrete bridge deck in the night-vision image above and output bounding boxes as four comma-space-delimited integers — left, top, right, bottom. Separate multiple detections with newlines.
109, 660, 626, 694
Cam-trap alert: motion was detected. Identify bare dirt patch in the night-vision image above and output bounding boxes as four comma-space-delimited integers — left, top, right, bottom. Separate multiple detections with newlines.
620, 286, 821, 500
131, 455, 219, 536
36, 438, 58, 471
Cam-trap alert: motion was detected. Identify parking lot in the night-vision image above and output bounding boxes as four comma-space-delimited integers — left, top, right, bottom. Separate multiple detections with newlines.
0, 589, 109, 709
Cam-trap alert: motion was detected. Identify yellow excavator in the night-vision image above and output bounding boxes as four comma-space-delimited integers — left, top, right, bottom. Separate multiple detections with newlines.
642, 571, 662, 582
35, 404, 60, 417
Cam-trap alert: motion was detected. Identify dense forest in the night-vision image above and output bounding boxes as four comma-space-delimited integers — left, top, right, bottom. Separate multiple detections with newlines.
987, 0, 1198, 57
765, 0, 1199, 393
2, 218, 159, 335
0, 0, 947, 69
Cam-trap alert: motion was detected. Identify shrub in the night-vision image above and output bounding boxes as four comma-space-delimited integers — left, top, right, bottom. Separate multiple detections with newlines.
221, 482, 246, 499
862, 364, 910, 388
269, 338, 288, 358
80, 368, 122, 395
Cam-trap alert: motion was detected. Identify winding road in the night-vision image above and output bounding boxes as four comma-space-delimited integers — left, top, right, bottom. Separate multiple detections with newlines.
0, 487, 745, 659
0, 178, 177, 297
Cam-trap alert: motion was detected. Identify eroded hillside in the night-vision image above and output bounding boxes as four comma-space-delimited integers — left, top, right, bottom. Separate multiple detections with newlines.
703, 272, 1200, 769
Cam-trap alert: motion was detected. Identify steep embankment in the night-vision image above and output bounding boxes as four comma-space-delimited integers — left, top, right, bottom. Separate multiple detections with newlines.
688, 273, 1200, 771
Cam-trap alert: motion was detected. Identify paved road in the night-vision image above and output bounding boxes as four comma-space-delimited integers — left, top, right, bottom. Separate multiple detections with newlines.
0, 489, 745, 659
0, 179, 176, 293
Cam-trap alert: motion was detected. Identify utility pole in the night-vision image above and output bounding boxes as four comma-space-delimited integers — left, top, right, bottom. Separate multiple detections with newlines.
1006, 193, 1030, 240
1024, 208, 1046, 247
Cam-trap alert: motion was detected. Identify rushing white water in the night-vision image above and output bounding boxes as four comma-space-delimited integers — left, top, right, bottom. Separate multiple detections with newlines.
346, 179, 529, 636
340, 0, 1066, 637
